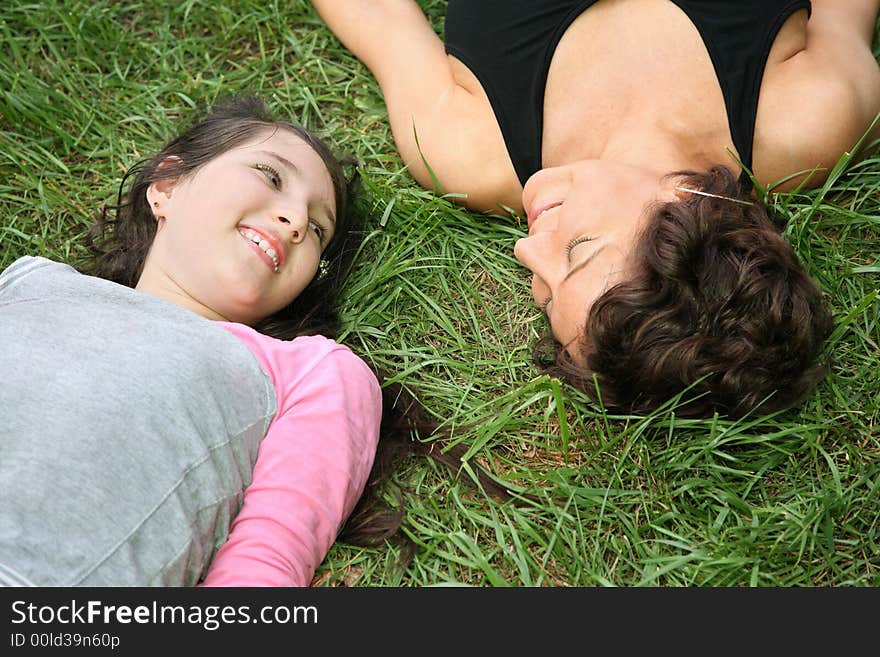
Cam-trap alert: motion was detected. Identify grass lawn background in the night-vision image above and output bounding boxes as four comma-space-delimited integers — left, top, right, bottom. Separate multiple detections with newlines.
1, 1, 878, 586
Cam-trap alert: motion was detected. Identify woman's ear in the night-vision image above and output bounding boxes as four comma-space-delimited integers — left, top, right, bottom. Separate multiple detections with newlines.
145, 156, 182, 221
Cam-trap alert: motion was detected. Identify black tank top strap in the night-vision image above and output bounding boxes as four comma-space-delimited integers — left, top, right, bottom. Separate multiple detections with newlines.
672, 0, 811, 190
444, 0, 811, 186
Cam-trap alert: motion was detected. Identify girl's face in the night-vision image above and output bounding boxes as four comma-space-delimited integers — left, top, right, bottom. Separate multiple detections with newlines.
138, 128, 337, 324
513, 160, 678, 360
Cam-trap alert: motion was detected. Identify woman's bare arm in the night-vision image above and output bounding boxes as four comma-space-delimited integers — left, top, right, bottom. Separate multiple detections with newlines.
308, 1, 521, 212
805, 0, 880, 147
809, 0, 880, 45
308, 2, 458, 188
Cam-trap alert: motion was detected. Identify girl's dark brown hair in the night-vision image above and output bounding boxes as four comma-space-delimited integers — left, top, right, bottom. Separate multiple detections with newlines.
537, 165, 834, 418
87, 94, 508, 558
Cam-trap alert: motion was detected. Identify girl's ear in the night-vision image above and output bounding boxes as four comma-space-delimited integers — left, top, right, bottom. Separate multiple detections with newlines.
145, 156, 182, 220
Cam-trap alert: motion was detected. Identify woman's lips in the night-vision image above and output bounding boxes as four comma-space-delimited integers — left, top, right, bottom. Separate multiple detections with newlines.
527, 201, 564, 229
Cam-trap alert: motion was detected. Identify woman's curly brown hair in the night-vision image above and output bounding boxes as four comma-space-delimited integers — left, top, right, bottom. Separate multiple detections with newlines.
539, 165, 834, 418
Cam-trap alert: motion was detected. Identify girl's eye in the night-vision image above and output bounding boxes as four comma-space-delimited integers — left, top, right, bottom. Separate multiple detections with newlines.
309, 220, 327, 244
565, 235, 593, 259
255, 163, 282, 188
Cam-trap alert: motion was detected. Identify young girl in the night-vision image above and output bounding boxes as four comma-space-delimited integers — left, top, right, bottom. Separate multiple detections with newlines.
0, 95, 418, 587
310, 0, 880, 418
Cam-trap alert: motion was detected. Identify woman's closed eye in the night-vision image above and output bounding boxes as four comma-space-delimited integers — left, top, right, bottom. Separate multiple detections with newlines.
565, 235, 594, 261
255, 163, 282, 188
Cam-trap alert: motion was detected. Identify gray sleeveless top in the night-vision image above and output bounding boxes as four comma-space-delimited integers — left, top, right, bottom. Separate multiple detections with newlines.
0, 257, 277, 586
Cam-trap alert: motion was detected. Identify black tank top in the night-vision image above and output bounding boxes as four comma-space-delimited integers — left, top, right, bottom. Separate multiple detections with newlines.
444, 0, 811, 188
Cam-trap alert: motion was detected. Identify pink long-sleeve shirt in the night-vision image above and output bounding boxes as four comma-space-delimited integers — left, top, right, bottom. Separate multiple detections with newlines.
199, 323, 382, 587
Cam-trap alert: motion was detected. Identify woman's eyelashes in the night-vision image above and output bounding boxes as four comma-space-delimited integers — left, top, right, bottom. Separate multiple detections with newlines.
565, 235, 594, 260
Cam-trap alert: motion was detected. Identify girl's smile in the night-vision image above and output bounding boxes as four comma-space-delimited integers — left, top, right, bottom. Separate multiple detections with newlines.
138, 128, 337, 325
238, 226, 285, 272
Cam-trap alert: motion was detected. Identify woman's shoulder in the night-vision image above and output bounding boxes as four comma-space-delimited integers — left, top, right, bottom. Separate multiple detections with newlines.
756, 55, 880, 189
754, 7, 880, 189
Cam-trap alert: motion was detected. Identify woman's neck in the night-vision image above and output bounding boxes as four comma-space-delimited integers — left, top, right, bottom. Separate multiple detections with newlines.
546, 122, 734, 178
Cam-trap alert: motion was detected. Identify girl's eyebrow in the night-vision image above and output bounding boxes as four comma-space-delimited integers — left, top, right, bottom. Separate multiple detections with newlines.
563, 244, 607, 283
255, 149, 336, 225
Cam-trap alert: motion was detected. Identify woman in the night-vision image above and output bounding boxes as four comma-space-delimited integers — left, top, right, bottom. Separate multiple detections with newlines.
0, 95, 480, 587
309, 0, 880, 417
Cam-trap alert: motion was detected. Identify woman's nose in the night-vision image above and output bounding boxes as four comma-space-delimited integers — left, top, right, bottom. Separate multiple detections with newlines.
513, 235, 531, 268
514, 236, 552, 306
530, 272, 551, 308
514, 234, 549, 276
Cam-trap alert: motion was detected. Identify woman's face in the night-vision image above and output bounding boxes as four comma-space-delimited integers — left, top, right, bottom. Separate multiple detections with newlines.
139, 128, 337, 324
514, 160, 677, 360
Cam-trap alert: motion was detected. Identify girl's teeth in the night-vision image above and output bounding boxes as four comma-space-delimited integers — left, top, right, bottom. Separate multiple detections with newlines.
241, 229, 279, 271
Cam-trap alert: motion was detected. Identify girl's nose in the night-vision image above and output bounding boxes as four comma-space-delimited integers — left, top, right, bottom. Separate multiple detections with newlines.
275, 205, 309, 244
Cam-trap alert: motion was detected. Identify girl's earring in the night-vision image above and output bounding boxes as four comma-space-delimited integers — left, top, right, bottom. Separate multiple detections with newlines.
318, 259, 330, 280
152, 201, 165, 224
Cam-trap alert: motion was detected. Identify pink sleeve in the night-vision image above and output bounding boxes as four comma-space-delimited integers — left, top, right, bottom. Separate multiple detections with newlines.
199, 343, 381, 587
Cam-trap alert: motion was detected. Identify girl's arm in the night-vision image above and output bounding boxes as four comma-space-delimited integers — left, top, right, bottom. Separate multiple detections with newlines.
199, 346, 381, 586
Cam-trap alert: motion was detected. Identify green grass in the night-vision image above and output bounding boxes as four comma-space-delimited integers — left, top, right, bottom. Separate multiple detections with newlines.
2, 1, 878, 587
